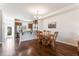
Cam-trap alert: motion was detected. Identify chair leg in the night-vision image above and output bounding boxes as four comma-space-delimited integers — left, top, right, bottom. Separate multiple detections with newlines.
52, 41, 55, 47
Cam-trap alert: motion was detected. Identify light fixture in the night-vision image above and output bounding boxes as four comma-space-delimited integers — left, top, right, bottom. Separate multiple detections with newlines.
33, 9, 41, 31
33, 9, 42, 20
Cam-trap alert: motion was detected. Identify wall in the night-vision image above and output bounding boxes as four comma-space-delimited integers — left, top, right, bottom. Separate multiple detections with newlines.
2, 14, 15, 55
42, 7, 79, 47
2, 14, 15, 42
0, 10, 2, 44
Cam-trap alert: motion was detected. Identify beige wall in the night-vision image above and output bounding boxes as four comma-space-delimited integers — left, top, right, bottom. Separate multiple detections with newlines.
41, 7, 79, 47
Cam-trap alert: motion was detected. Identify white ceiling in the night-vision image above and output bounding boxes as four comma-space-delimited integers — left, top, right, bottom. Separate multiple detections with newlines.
0, 3, 76, 20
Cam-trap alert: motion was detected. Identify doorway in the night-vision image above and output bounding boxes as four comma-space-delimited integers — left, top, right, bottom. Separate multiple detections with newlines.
15, 19, 22, 44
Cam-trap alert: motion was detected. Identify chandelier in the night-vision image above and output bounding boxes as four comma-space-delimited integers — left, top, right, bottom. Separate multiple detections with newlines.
34, 9, 42, 20
33, 9, 41, 31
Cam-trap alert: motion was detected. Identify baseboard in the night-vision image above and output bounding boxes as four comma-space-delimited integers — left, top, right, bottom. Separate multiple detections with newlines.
57, 40, 77, 47
21, 39, 33, 42
19, 39, 77, 47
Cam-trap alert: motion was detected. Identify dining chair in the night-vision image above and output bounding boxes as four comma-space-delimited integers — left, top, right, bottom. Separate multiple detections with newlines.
37, 31, 43, 44
52, 31, 58, 47
42, 31, 52, 47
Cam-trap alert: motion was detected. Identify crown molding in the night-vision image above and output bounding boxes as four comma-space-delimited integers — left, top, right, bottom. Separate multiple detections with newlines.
42, 4, 78, 19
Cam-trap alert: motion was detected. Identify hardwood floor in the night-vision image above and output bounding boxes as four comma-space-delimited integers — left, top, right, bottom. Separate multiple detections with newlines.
0, 39, 78, 56
15, 40, 78, 56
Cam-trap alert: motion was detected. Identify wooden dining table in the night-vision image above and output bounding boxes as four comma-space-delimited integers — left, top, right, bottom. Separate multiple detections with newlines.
37, 31, 54, 46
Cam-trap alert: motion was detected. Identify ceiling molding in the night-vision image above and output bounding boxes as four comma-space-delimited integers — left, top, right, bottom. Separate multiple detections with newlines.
42, 4, 78, 20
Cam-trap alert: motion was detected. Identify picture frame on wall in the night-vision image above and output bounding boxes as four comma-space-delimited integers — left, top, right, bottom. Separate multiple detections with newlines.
48, 22, 56, 28
7, 26, 12, 36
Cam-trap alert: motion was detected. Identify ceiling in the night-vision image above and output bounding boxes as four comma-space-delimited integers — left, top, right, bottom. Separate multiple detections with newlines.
0, 3, 76, 20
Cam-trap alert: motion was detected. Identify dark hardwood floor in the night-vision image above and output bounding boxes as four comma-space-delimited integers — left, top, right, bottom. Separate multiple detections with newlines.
16, 39, 78, 56
0, 39, 78, 56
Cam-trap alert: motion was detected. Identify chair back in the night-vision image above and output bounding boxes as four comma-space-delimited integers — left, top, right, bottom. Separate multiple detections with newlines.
54, 32, 58, 40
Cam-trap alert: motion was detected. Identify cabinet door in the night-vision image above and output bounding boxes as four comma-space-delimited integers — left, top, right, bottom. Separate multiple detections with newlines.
28, 24, 33, 29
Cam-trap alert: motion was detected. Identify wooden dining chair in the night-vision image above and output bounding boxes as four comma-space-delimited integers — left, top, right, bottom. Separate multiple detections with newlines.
51, 31, 58, 47
42, 35, 49, 46
37, 31, 43, 44
41, 31, 51, 46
